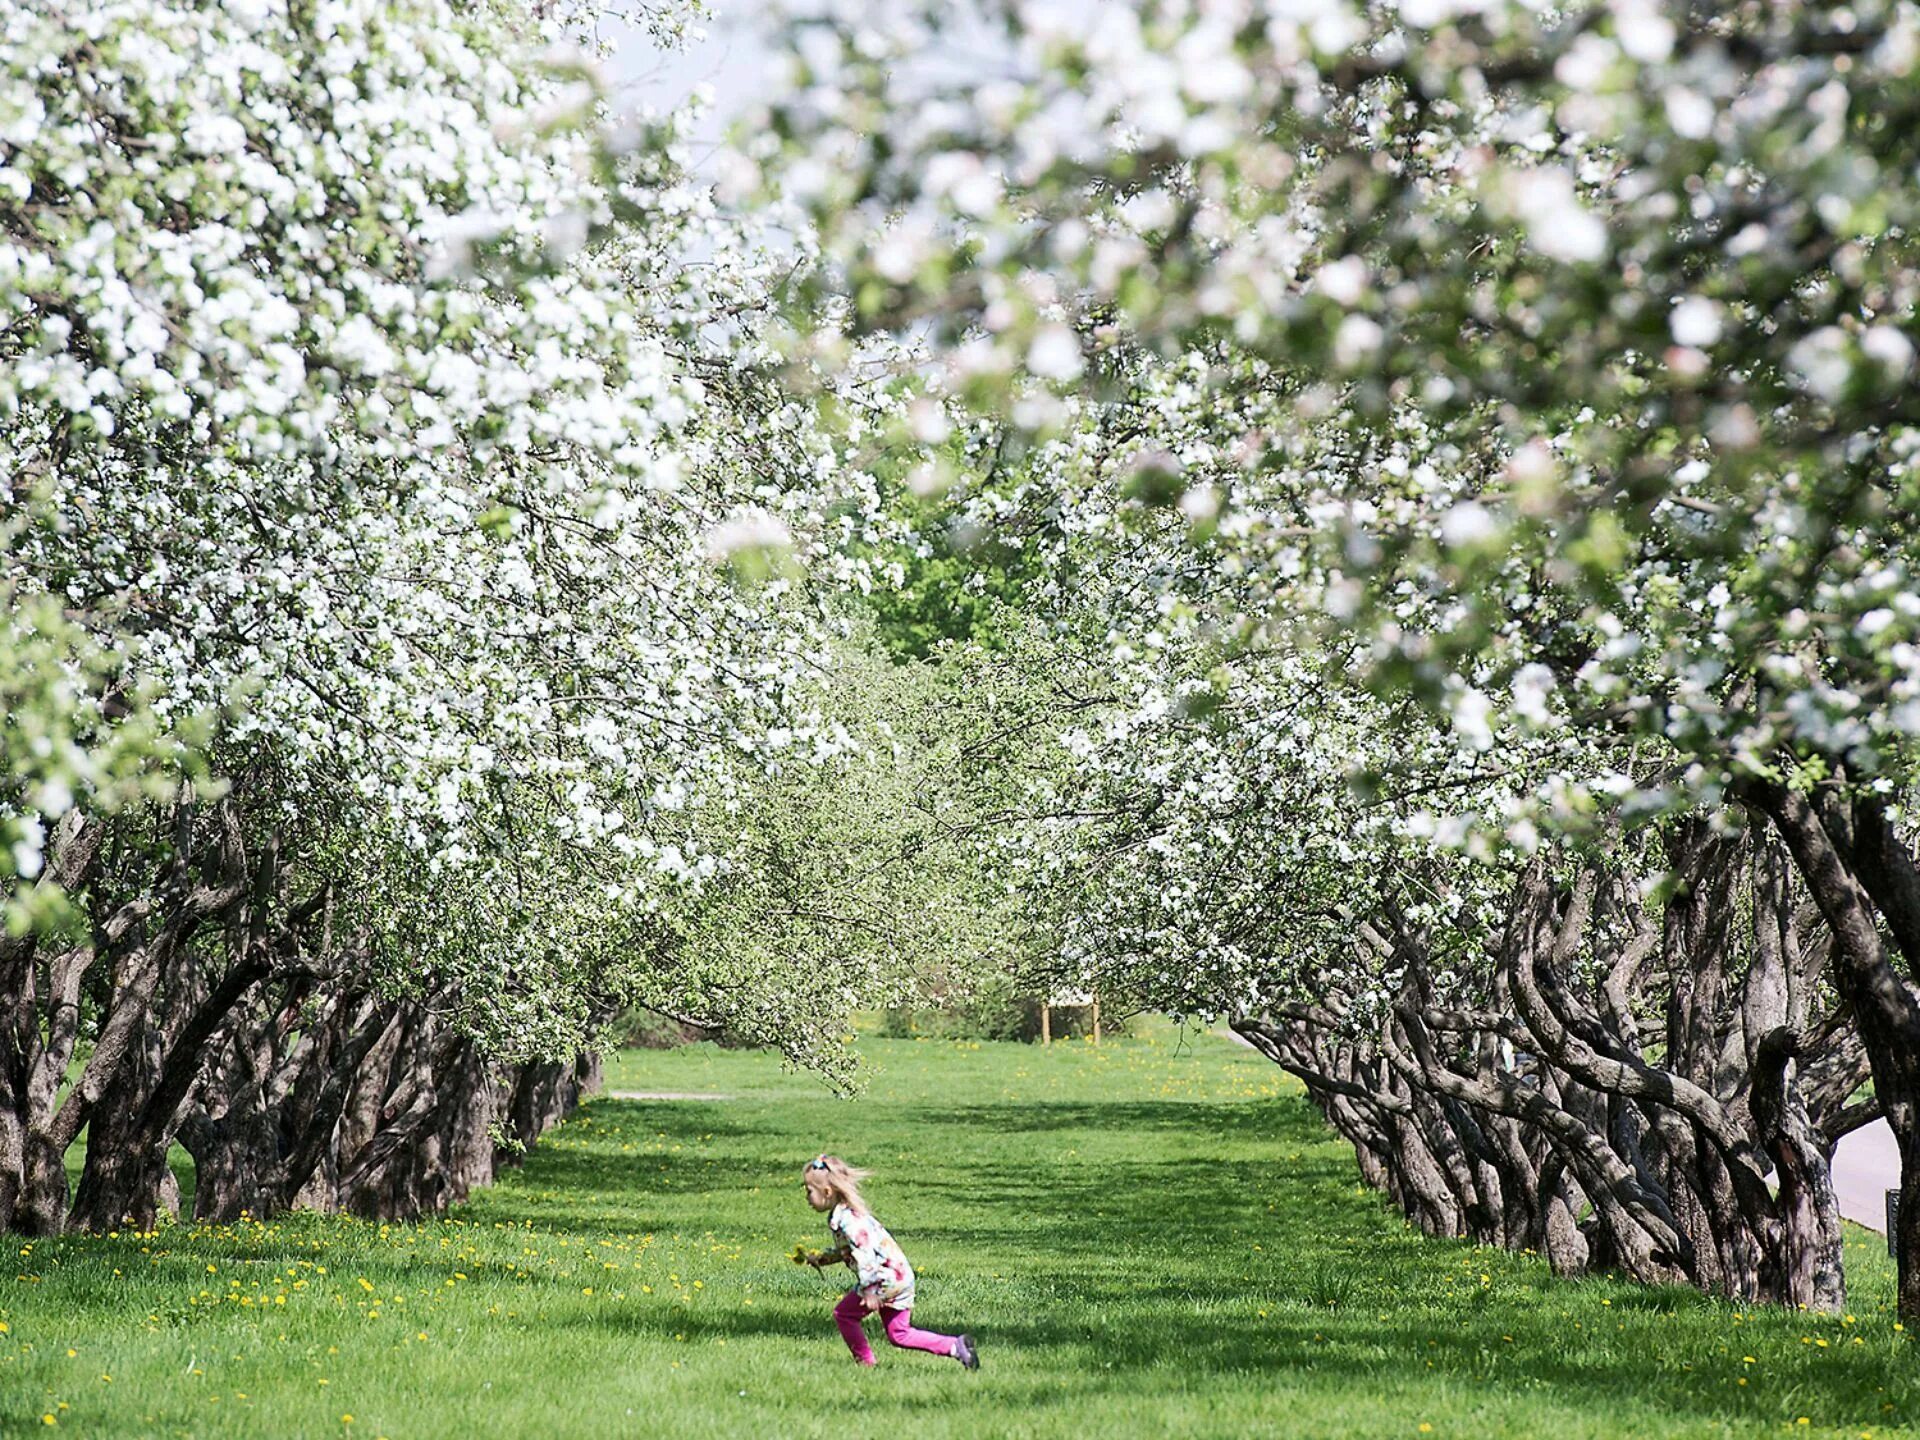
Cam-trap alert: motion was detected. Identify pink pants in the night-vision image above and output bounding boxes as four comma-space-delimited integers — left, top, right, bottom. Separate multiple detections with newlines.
833, 1290, 958, 1365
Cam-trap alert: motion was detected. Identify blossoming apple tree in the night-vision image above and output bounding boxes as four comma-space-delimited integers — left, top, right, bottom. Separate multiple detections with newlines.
0, 0, 902, 1230
754, 0, 1920, 1315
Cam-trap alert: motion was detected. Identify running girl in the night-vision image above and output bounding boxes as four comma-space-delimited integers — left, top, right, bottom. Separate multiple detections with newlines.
797, 1154, 980, 1370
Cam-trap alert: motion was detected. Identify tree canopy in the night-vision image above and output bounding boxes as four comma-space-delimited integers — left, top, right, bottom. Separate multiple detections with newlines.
7, 0, 1920, 1329
743, 0, 1920, 1320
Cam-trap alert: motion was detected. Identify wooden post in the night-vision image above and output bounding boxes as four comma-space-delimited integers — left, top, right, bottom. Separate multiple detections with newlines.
1040, 1002, 1051, 1046
1091, 992, 1101, 1045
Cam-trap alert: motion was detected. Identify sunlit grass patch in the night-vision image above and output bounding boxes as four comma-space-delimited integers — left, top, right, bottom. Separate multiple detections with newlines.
3, 1025, 1913, 1438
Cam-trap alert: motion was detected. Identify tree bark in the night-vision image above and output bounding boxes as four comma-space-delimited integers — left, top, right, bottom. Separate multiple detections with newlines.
1238, 830, 1854, 1309
1751, 1028, 1846, 1312
1744, 780, 1920, 1321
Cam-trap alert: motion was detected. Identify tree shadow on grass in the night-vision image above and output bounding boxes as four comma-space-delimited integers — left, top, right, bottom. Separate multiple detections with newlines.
492, 1091, 1920, 1435
907, 1099, 1300, 1139
549, 1102, 785, 1144
529, 1266, 1916, 1434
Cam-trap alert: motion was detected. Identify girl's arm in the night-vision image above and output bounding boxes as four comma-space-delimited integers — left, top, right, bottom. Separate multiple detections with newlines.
821, 1212, 857, 1269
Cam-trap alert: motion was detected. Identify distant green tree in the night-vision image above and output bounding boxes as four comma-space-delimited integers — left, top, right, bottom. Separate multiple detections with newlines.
855, 436, 1053, 661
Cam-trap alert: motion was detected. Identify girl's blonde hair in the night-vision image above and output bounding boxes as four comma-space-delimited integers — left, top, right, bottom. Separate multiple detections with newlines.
804, 1153, 871, 1214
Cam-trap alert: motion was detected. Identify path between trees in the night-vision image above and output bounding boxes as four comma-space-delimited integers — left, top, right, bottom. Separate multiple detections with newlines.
605, 1050, 1900, 1235
606, 1090, 735, 1101
1835, 1119, 1900, 1235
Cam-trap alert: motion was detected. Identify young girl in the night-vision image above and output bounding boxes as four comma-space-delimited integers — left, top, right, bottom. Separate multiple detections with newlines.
798, 1154, 979, 1370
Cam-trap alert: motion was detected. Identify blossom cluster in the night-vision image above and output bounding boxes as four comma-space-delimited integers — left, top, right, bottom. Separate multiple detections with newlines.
0, 0, 890, 1049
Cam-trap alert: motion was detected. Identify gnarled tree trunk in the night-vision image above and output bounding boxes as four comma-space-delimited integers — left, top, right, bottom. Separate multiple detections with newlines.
1238, 828, 1860, 1311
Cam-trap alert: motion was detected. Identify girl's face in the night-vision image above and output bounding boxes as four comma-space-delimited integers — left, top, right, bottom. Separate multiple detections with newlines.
804, 1174, 832, 1211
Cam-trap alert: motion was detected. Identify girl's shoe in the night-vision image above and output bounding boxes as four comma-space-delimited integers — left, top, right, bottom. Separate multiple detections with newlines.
954, 1334, 980, 1371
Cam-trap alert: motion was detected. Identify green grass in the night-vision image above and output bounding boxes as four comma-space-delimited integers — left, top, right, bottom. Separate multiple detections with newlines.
3, 1023, 1914, 1438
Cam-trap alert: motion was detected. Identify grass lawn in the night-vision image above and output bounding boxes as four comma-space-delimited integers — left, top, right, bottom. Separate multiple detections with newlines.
3, 1022, 1915, 1438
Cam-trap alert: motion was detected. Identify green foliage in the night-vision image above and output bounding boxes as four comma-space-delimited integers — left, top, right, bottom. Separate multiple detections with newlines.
861, 520, 1031, 661
0, 586, 223, 935
854, 441, 1051, 662
607, 626, 1040, 1079
604, 1006, 713, 1051
3, 1031, 1910, 1438
879, 994, 1124, 1044
876, 968, 1032, 1040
